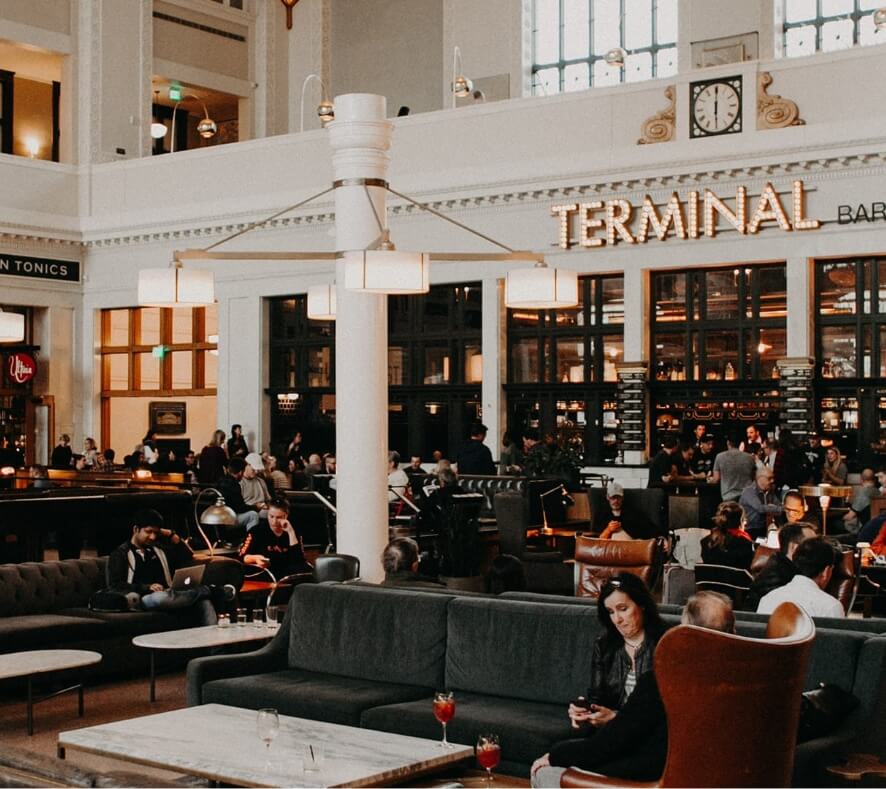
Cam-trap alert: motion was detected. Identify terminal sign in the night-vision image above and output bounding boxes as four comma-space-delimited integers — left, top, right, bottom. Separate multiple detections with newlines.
552, 179, 821, 249
7, 352, 36, 384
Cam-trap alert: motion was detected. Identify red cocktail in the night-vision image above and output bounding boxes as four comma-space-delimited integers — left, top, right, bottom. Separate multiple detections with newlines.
433, 691, 455, 747
477, 734, 501, 785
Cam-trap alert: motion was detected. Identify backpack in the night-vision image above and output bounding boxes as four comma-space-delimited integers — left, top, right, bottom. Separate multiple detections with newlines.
88, 588, 141, 612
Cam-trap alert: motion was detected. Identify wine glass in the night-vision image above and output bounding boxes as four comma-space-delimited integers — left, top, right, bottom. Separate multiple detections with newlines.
256, 708, 279, 769
476, 734, 501, 786
432, 691, 455, 748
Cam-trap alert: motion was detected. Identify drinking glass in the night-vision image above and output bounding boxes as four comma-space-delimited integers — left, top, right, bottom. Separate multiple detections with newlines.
476, 733, 501, 786
252, 608, 265, 627
266, 604, 279, 628
256, 708, 279, 767
433, 691, 455, 748
302, 742, 325, 772
235, 608, 247, 626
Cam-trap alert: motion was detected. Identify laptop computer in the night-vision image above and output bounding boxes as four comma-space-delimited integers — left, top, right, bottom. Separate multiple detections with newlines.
170, 564, 206, 591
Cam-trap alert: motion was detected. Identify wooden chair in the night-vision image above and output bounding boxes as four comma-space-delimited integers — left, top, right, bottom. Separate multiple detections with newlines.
574, 535, 666, 598
561, 602, 815, 788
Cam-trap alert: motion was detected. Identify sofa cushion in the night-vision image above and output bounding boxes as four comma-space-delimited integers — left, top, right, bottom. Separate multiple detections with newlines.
0, 614, 110, 651
0, 558, 106, 616
361, 691, 573, 773
201, 669, 431, 726
446, 598, 599, 704
287, 584, 449, 688
58, 607, 202, 636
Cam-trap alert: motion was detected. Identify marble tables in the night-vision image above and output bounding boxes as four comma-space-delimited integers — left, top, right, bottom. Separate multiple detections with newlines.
58, 703, 475, 787
133, 623, 279, 701
0, 649, 102, 735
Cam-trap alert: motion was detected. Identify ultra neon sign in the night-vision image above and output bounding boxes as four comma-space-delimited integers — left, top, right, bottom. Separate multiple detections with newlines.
552, 180, 821, 249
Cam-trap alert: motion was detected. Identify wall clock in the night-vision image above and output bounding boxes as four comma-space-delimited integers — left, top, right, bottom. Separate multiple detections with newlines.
690, 76, 742, 138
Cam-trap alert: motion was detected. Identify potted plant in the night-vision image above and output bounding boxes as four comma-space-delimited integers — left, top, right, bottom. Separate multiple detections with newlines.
523, 433, 582, 489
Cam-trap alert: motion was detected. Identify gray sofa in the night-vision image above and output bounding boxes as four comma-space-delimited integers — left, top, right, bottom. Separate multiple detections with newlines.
187, 582, 886, 784
0, 557, 206, 679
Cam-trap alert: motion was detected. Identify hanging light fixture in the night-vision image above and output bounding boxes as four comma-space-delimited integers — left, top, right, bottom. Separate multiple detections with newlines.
300, 74, 335, 132
505, 262, 578, 309
150, 90, 168, 140
0, 309, 25, 342
452, 45, 473, 107
137, 263, 215, 307
343, 249, 430, 294
875, 7, 886, 30
169, 93, 217, 153
604, 47, 627, 67
307, 284, 337, 320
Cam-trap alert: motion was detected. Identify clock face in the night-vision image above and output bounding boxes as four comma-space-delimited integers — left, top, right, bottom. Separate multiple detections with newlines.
690, 76, 742, 138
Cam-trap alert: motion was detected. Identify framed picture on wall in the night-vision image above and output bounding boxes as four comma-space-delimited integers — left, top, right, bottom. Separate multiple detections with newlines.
149, 401, 186, 435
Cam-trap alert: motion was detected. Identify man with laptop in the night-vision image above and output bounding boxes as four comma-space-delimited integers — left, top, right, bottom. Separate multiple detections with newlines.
107, 508, 225, 625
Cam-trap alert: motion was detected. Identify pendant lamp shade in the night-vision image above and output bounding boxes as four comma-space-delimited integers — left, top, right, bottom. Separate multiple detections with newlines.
505, 265, 578, 309
138, 266, 215, 307
307, 284, 336, 320
150, 122, 168, 139
0, 310, 25, 342
342, 250, 430, 294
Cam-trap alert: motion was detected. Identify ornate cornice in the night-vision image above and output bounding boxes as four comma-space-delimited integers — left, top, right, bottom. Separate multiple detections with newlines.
3, 148, 886, 251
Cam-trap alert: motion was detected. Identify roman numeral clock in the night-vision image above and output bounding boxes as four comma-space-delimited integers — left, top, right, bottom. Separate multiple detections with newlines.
690, 75, 742, 138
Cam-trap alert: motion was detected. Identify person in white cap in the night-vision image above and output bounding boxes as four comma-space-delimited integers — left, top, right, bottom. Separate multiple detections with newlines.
594, 481, 658, 540
241, 452, 271, 514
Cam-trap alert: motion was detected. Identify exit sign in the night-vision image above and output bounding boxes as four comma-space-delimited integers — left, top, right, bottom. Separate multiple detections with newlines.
168, 85, 182, 102
151, 345, 168, 359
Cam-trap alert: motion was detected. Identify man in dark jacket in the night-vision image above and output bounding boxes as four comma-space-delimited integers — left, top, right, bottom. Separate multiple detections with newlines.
456, 422, 496, 475
744, 522, 816, 610
107, 509, 222, 624
531, 592, 736, 786
214, 457, 261, 537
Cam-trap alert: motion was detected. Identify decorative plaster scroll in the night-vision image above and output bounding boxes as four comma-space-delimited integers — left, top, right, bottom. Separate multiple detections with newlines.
757, 72, 805, 130
637, 86, 675, 145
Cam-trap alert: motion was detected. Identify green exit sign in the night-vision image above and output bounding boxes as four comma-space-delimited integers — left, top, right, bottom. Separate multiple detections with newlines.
151, 345, 168, 359
168, 85, 182, 102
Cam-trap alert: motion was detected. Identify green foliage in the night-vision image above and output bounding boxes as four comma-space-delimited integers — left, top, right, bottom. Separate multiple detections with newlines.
523, 436, 582, 485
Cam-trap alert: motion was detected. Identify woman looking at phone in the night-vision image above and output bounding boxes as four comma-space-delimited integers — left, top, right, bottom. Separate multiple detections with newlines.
569, 572, 668, 729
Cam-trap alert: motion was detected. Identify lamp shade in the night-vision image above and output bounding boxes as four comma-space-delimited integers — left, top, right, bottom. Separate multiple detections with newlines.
505, 266, 578, 308
200, 498, 238, 528
343, 250, 430, 294
0, 310, 25, 342
150, 122, 168, 139
307, 284, 336, 320
138, 267, 215, 307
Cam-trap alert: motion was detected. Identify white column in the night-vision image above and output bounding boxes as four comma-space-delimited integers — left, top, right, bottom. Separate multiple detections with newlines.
622, 265, 645, 363
786, 255, 811, 358
329, 94, 392, 583
481, 276, 502, 460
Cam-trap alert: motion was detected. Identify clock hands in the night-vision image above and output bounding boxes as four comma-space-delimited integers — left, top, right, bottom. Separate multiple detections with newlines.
713, 85, 719, 127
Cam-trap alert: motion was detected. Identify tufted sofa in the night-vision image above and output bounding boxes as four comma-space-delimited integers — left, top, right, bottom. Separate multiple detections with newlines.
0, 557, 205, 679
187, 582, 886, 784
414, 474, 527, 519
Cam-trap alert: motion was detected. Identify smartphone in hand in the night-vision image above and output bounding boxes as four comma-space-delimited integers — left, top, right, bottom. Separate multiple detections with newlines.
572, 696, 590, 710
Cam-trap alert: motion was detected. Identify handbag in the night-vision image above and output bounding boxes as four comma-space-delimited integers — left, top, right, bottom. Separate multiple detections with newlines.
88, 588, 141, 613
796, 682, 860, 743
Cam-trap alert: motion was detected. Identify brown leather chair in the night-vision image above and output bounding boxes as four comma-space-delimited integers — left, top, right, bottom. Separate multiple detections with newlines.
561, 602, 815, 788
574, 535, 665, 598
750, 543, 859, 614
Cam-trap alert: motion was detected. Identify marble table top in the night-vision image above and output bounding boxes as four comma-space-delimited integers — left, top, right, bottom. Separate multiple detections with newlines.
0, 649, 102, 680
59, 703, 474, 788
132, 623, 279, 650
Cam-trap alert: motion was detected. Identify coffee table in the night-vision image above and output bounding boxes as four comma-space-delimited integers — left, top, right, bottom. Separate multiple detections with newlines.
58, 703, 474, 787
133, 623, 279, 701
0, 649, 102, 735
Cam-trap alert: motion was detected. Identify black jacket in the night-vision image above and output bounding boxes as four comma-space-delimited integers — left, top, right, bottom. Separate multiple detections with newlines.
214, 474, 251, 514
549, 670, 667, 781
107, 539, 190, 595
745, 552, 795, 611
456, 439, 496, 475
589, 629, 662, 710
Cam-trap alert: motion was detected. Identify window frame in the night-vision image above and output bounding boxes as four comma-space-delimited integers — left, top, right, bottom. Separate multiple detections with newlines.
780, 0, 883, 56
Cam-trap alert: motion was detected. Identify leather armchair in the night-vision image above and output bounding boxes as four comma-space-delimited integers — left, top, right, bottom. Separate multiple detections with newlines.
750, 543, 859, 614
312, 553, 360, 583
493, 491, 574, 595
574, 536, 665, 598
693, 563, 754, 608
560, 602, 814, 787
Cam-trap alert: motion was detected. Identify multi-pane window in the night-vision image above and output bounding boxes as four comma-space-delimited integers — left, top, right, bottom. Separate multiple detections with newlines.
780, 0, 885, 57
507, 275, 623, 463
651, 265, 787, 382
816, 257, 886, 379
532, 0, 677, 95
100, 306, 218, 393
